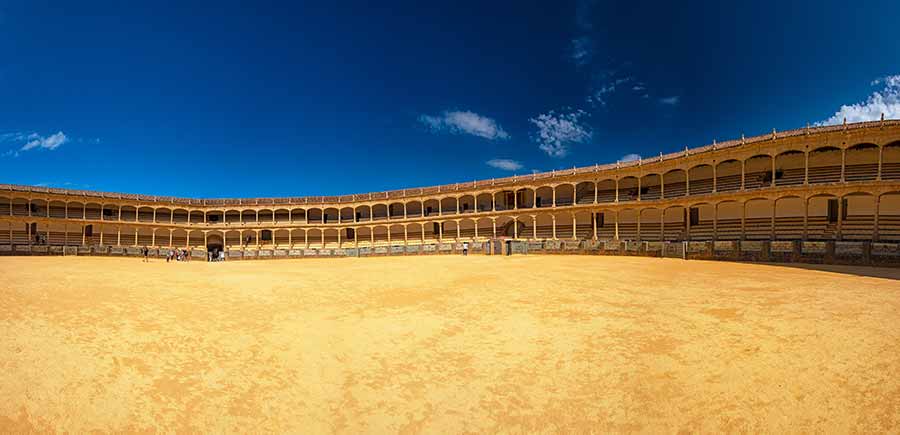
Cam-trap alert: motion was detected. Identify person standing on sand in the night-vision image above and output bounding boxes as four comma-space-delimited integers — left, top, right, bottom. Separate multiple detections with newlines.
142, 246, 149, 262
463, 241, 469, 256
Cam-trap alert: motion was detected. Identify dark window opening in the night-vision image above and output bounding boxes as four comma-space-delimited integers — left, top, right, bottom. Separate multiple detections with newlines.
208, 215, 220, 222
640, 187, 649, 195
689, 208, 700, 226
775, 169, 784, 180
536, 197, 543, 207
433, 222, 440, 234
84, 225, 93, 237
346, 228, 354, 239
261, 230, 272, 241
827, 199, 839, 223
425, 206, 433, 216
596, 212, 604, 227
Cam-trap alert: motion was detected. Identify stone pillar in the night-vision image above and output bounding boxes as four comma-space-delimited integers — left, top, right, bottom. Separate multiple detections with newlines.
874, 196, 880, 241
438, 222, 443, 242
837, 197, 843, 240
456, 221, 461, 240
117, 227, 121, 246
804, 152, 810, 185
615, 210, 620, 240
169, 230, 173, 247
712, 164, 717, 192
741, 161, 746, 190
741, 201, 746, 240
615, 179, 619, 202
572, 214, 577, 239
593, 182, 598, 203
712, 205, 718, 240
552, 189, 556, 207
82, 225, 86, 245
513, 218, 518, 239
592, 212, 598, 240
840, 149, 846, 182
533, 216, 537, 239
552, 215, 557, 239
878, 146, 883, 180
492, 219, 496, 238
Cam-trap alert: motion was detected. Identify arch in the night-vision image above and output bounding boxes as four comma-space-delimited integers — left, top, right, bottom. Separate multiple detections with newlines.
774, 150, 805, 186
688, 203, 714, 240
273, 209, 291, 223
459, 218, 476, 239
841, 192, 875, 240
551, 212, 574, 239
258, 209, 274, 224
372, 225, 389, 244
406, 222, 424, 244
223, 209, 240, 224
356, 227, 373, 246
171, 229, 188, 247
405, 201, 423, 218
639, 207, 662, 241
458, 195, 476, 213
640, 174, 661, 200
617, 209, 638, 240
371, 204, 388, 220
68, 202, 85, 219
744, 198, 773, 240
10, 197, 28, 217
323, 207, 339, 224
662, 206, 686, 241
534, 186, 554, 208
388, 202, 405, 219
306, 208, 323, 224
306, 228, 322, 247
116, 205, 135, 221
48, 200, 67, 218
439, 197, 458, 215
442, 220, 459, 240
99, 203, 118, 221
743, 154, 773, 190
187, 230, 204, 247
662, 169, 687, 198
205, 210, 223, 224
807, 146, 842, 184
28, 199, 48, 217
136, 226, 154, 246
883, 141, 900, 180
274, 229, 291, 247
493, 190, 514, 211
878, 192, 900, 241
715, 201, 742, 240
513, 188, 534, 209
844, 143, 879, 181
157, 207, 173, 223
687, 165, 714, 195
84, 202, 102, 220
339, 207, 355, 222
0, 196, 9, 216
189, 210, 204, 224
224, 230, 241, 249
534, 214, 554, 239
554, 184, 575, 206
354, 205, 371, 222
575, 181, 596, 205
172, 208, 189, 223
715, 159, 742, 192
389, 224, 406, 243
422, 199, 439, 217
475, 193, 493, 212
574, 210, 593, 239
287, 229, 304, 247
597, 179, 616, 203
474, 217, 493, 239
806, 194, 838, 240
773, 196, 804, 239
137, 206, 154, 222
322, 228, 339, 248
290, 208, 306, 223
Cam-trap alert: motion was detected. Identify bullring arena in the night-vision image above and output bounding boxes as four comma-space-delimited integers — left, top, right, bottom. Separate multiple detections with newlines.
2, 120, 900, 432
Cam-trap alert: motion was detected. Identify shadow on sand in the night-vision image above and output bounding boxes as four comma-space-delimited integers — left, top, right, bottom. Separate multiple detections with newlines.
757, 262, 900, 281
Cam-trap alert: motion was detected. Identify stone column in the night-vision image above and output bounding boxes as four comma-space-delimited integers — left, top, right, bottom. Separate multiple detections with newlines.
592, 212, 598, 240
117, 227, 121, 246
840, 149, 846, 182
741, 161, 746, 190
572, 214, 577, 239
533, 216, 537, 239
552, 215, 556, 239
614, 210, 620, 240
513, 217, 518, 239
874, 197, 880, 241
804, 152, 810, 185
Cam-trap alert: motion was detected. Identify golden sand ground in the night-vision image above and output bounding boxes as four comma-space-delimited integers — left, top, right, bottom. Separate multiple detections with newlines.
1, 255, 899, 433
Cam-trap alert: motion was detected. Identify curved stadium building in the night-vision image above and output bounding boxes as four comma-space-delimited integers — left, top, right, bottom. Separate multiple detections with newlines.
3, 120, 900, 264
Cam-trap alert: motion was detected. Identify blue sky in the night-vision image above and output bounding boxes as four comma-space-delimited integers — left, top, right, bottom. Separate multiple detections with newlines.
1, 1, 899, 198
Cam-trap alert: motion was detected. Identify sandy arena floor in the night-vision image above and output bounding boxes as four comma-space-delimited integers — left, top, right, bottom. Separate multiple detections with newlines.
1, 255, 899, 433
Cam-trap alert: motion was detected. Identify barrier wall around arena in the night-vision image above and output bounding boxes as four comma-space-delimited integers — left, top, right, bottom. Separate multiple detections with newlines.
2, 239, 898, 267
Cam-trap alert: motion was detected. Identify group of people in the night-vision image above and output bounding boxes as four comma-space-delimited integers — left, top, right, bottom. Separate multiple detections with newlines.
165, 248, 191, 262
208, 248, 225, 262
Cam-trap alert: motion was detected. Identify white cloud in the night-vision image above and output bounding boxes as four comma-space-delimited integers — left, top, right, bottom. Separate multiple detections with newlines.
588, 76, 633, 107
818, 74, 900, 125
632, 84, 645, 91
620, 153, 641, 162
569, 36, 594, 66
529, 109, 592, 158
486, 158, 523, 171
419, 110, 509, 140
21, 131, 68, 151
659, 96, 680, 105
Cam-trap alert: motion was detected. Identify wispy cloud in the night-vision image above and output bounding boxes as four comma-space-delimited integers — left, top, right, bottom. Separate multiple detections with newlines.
21, 131, 68, 151
419, 110, 509, 140
620, 153, 641, 162
1, 130, 75, 157
818, 74, 900, 125
529, 109, 592, 158
659, 96, 680, 105
486, 158, 523, 171
587, 76, 633, 107
567, 0, 598, 66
